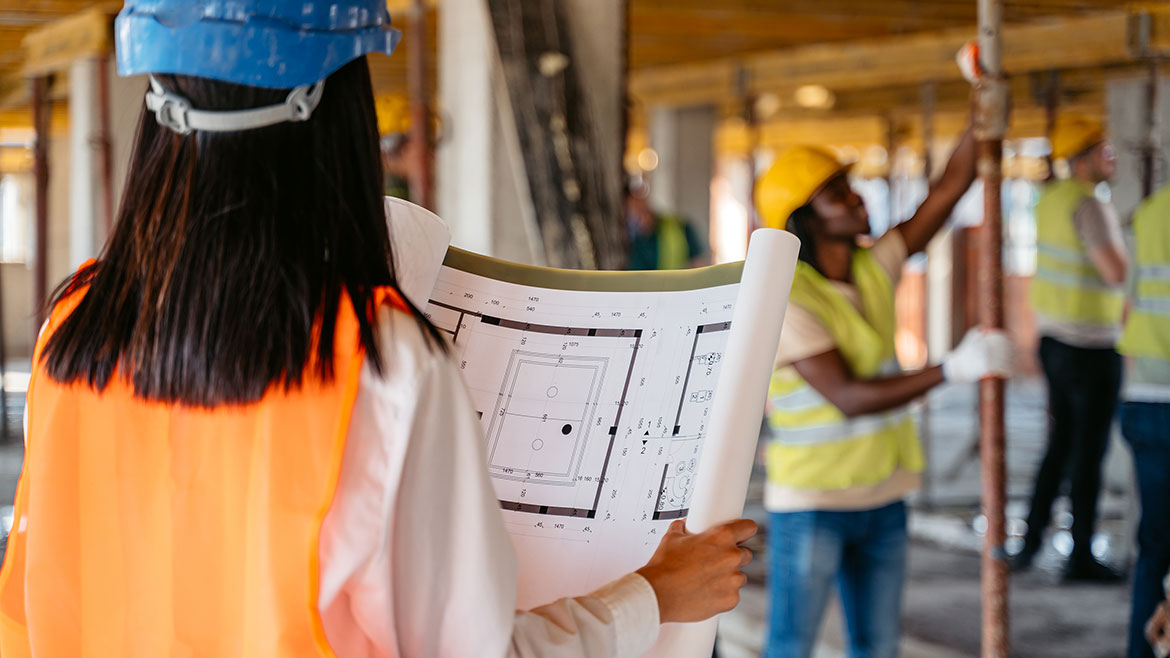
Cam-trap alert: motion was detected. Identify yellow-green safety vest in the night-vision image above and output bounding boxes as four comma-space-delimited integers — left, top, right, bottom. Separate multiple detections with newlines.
657, 215, 690, 270
1030, 178, 1125, 328
767, 249, 923, 491
1119, 184, 1170, 361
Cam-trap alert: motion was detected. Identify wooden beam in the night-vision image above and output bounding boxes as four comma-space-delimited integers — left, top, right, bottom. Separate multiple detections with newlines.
22, 7, 114, 77
631, 9, 1169, 107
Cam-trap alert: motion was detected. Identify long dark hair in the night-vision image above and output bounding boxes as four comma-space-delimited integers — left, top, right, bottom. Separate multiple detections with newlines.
786, 204, 823, 274
42, 57, 441, 407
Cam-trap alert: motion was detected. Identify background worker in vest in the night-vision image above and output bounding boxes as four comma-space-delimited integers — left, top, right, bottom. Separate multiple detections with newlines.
0, 2, 759, 656
1119, 182, 1170, 657
1013, 114, 1129, 581
755, 127, 1014, 658
626, 181, 709, 270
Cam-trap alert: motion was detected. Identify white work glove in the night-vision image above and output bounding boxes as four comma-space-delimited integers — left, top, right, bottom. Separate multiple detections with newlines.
941, 328, 1014, 382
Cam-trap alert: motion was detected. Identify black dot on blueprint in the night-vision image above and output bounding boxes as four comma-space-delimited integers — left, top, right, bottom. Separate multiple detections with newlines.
561, 424, 572, 435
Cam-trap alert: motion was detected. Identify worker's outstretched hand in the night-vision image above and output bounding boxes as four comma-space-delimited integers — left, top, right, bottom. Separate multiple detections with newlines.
636, 518, 756, 623
942, 327, 1014, 382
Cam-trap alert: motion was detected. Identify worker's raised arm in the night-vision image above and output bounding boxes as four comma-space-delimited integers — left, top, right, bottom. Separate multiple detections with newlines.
896, 126, 978, 255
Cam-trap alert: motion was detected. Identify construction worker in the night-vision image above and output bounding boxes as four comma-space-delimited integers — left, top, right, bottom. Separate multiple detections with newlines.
0, 2, 757, 656
757, 130, 1013, 658
625, 182, 709, 270
1014, 114, 1128, 581
1119, 183, 1170, 658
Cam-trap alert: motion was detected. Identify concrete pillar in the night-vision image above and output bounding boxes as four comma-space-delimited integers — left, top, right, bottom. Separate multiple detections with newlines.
1106, 74, 1170, 219
648, 105, 716, 244
68, 57, 100, 269
436, 0, 495, 257
926, 228, 954, 363
437, 0, 624, 266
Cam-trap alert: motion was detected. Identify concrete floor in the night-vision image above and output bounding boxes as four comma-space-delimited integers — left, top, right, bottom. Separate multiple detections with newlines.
0, 375, 1139, 656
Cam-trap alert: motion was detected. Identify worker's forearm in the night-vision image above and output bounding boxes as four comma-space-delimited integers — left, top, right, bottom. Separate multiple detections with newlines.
831, 366, 945, 417
899, 129, 977, 254
935, 128, 978, 198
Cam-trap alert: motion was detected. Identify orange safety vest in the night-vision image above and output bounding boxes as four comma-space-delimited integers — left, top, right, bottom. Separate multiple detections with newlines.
0, 275, 406, 657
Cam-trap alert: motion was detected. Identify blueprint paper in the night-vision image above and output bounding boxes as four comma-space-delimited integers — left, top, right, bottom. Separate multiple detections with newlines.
421, 229, 799, 657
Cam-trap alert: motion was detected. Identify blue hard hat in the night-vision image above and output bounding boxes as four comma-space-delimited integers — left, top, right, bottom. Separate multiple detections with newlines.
115, 0, 402, 89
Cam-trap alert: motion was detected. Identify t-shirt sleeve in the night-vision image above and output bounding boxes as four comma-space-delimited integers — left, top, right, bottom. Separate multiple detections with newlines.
775, 303, 836, 367
1072, 197, 1126, 253
871, 229, 908, 287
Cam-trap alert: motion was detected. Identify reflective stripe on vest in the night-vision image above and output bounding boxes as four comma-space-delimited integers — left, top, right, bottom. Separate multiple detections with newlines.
1030, 178, 1125, 328
1120, 184, 1170, 361
766, 249, 924, 492
0, 274, 407, 657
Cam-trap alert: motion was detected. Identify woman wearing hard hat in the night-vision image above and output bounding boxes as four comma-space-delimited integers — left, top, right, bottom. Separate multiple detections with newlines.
0, 2, 756, 656
756, 131, 1013, 658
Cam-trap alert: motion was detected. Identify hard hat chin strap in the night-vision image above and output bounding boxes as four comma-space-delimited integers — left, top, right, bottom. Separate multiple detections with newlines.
146, 76, 326, 135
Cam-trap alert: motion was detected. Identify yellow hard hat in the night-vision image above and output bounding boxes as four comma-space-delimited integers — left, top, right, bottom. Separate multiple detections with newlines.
1050, 114, 1104, 160
755, 145, 851, 230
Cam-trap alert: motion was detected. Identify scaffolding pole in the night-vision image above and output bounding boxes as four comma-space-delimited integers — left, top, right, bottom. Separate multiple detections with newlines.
975, 0, 1009, 656
407, 0, 434, 210
1144, 57, 1161, 198
32, 76, 51, 332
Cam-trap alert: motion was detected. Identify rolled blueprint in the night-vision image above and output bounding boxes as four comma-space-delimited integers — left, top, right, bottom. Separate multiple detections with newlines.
650, 228, 800, 657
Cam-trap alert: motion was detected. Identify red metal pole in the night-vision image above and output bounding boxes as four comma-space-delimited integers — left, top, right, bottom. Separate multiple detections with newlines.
32, 76, 51, 332
96, 55, 116, 236
407, 0, 434, 210
975, 0, 1009, 655
1144, 58, 1160, 199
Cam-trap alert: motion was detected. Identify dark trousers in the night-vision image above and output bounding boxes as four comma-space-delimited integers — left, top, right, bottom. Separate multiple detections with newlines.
1022, 336, 1122, 560
1122, 401, 1170, 658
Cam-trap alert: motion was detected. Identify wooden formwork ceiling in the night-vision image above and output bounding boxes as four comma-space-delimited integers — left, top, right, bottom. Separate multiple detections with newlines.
627, 0, 1136, 69
0, 0, 1164, 137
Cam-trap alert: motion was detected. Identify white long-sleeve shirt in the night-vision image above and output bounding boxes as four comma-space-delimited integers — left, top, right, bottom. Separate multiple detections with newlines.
317, 307, 661, 657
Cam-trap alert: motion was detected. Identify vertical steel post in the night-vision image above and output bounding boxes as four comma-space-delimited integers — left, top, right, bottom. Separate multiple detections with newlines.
97, 55, 115, 235
407, 0, 435, 210
975, 0, 1009, 656
887, 114, 898, 226
1044, 70, 1059, 182
1144, 57, 1161, 199
919, 80, 935, 508
32, 76, 51, 332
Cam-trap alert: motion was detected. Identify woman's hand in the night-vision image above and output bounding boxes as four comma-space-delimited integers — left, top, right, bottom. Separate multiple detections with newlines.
635, 518, 757, 623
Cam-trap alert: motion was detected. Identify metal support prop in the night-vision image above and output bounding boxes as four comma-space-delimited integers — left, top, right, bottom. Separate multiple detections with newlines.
97, 55, 116, 234
919, 80, 935, 508
32, 76, 51, 333
975, 0, 1009, 656
1044, 70, 1059, 182
886, 114, 898, 225
1144, 57, 1161, 198
407, 0, 435, 210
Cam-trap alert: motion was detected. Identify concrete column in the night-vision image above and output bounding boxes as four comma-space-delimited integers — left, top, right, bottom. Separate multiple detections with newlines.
1105, 74, 1170, 219
648, 105, 716, 244
926, 228, 954, 363
437, 0, 624, 265
68, 57, 100, 269
436, 0, 495, 256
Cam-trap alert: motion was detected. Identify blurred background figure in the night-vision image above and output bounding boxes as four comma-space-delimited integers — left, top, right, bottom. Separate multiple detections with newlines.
1015, 114, 1128, 582
625, 181, 709, 270
1119, 181, 1170, 658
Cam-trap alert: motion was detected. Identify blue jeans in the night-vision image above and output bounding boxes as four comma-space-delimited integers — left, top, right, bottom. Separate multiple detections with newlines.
765, 500, 907, 658
1122, 401, 1170, 658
